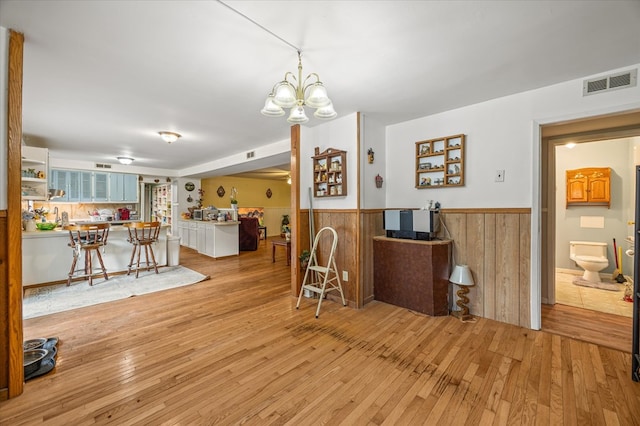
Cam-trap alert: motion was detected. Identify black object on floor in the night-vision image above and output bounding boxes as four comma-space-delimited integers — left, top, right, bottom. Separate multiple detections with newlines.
25, 337, 58, 381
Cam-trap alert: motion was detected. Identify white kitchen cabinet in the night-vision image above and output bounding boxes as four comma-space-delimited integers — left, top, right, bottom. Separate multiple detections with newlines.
21, 146, 49, 201
200, 221, 239, 258
204, 223, 215, 255
196, 222, 207, 253
178, 220, 190, 247
177, 220, 238, 258
209, 222, 239, 258
188, 221, 198, 250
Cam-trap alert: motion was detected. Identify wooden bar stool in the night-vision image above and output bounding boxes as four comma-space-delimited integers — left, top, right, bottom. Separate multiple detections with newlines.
124, 222, 161, 278
65, 223, 110, 286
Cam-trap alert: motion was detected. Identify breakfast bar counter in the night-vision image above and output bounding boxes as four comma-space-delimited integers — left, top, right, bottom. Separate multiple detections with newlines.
22, 224, 169, 286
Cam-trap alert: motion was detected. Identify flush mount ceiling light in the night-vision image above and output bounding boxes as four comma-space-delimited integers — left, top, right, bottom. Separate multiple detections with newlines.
117, 156, 134, 165
261, 51, 336, 124
158, 131, 181, 144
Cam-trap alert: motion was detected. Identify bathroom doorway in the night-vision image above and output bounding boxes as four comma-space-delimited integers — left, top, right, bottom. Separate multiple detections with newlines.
553, 138, 635, 318
540, 110, 640, 345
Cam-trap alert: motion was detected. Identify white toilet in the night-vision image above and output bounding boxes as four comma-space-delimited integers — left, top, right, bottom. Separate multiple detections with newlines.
569, 241, 609, 282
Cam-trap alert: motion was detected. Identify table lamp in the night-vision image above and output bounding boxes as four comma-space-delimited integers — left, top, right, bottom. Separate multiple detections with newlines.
449, 264, 475, 322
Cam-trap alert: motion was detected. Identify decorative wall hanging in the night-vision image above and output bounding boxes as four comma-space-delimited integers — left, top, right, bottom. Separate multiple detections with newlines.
375, 174, 384, 188
217, 186, 225, 197
367, 148, 375, 164
185, 182, 195, 191
186, 195, 193, 203
266, 188, 273, 198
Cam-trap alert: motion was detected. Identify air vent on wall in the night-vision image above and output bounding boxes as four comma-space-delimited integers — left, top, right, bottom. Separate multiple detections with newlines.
95, 163, 112, 169
583, 69, 637, 96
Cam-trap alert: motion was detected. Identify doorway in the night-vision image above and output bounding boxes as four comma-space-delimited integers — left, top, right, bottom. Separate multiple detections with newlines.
553, 137, 635, 318
540, 110, 640, 345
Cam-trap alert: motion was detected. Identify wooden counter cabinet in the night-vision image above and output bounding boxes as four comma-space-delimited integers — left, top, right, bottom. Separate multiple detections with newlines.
373, 236, 451, 316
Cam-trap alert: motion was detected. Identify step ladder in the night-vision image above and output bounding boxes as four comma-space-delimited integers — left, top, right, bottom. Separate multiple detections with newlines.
296, 227, 346, 318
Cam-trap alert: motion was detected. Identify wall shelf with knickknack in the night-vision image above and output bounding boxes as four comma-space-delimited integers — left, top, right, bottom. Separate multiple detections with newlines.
312, 147, 347, 197
415, 134, 465, 188
21, 146, 49, 200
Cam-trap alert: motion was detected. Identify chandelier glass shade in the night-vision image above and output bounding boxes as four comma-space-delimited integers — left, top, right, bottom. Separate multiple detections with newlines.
261, 52, 336, 124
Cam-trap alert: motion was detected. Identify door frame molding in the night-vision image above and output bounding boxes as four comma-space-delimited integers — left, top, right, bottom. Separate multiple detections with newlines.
534, 107, 640, 330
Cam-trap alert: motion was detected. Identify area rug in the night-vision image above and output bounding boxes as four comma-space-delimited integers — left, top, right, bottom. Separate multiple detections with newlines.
23, 266, 209, 319
572, 276, 621, 291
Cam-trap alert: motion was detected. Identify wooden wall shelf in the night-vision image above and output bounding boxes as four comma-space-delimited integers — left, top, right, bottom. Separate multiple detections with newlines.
415, 134, 465, 188
312, 147, 347, 198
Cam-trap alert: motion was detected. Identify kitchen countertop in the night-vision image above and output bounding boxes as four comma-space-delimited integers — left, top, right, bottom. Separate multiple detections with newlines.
179, 219, 239, 225
23, 222, 169, 239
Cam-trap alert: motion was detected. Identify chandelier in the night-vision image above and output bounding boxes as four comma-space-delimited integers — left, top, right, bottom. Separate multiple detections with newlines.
261, 51, 337, 124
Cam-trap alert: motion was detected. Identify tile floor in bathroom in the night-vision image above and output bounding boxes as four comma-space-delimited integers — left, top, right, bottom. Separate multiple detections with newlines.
555, 270, 633, 318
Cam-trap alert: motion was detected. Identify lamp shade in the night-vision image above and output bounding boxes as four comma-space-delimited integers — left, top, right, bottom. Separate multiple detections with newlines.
305, 82, 330, 108
314, 101, 337, 119
287, 105, 309, 124
273, 82, 297, 108
261, 96, 285, 117
449, 264, 474, 286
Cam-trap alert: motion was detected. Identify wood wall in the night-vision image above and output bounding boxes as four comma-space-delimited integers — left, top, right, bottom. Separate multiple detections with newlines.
296, 207, 531, 329
441, 209, 531, 328
1, 30, 25, 400
296, 209, 360, 307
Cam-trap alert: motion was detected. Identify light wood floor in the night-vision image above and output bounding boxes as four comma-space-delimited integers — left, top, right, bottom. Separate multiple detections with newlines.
2, 240, 640, 425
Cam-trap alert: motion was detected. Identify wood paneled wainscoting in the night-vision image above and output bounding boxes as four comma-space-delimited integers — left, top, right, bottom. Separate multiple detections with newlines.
297, 208, 531, 330
441, 208, 531, 328
296, 209, 385, 310
297, 209, 360, 307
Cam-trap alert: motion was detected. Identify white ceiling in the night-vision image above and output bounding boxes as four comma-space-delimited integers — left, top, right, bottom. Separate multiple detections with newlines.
1, 1, 639, 178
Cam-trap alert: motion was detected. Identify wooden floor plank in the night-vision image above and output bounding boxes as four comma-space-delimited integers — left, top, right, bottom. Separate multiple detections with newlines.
1, 241, 639, 425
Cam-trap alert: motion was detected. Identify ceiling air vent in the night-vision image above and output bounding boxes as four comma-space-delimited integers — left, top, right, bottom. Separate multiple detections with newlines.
95, 163, 112, 169
246, 151, 255, 159
583, 69, 637, 96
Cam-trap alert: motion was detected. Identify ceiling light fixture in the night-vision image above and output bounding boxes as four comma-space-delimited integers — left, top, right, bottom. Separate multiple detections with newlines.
117, 156, 134, 165
261, 51, 336, 124
158, 131, 181, 144
215, 1, 336, 124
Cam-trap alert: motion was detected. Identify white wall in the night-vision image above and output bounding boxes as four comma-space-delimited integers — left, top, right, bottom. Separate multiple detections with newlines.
299, 112, 359, 210
555, 138, 635, 276
386, 64, 640, 210
385, 63, 640, 329
361, 114, 387, 209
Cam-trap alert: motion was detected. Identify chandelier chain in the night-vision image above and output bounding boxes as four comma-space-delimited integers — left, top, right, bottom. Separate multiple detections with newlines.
216, 0, 301, 53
